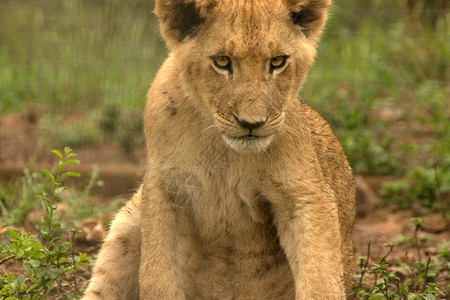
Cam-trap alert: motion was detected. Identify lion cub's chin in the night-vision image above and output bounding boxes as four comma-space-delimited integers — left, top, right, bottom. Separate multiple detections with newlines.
222, 135, 274, 153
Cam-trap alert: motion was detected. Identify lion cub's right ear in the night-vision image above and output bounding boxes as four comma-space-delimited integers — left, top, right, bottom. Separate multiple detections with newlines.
155, 0, 215, 49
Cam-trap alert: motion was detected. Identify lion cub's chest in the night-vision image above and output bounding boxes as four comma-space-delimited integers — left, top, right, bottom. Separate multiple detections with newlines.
167, 174, 294, 299
167, 173, 274, 242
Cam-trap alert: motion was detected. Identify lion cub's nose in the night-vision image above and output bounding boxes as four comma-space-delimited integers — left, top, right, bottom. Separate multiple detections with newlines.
234, 115, 266, 130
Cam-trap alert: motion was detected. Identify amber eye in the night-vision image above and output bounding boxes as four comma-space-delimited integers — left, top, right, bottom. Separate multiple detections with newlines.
213, 56, 231, 69
270, 56, 288, 70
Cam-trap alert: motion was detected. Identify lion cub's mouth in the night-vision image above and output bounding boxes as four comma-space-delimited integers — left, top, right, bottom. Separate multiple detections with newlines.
234, 134, 262, 140
213, 113, 282, 153
222, 134, 273, 153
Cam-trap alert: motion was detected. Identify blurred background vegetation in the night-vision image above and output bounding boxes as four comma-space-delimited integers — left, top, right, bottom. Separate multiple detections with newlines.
0, 0, 449, 211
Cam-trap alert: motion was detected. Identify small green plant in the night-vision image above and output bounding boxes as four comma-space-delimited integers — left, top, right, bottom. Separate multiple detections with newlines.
0, 147, 92, 299
351, 218, 448, 299
352, 244, 446, 299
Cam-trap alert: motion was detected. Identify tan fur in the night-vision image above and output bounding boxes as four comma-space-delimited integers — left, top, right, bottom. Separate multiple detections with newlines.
82, 0, 355, 299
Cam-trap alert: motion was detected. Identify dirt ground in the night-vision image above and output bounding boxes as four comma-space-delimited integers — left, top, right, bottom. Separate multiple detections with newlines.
1, 110, 449, 298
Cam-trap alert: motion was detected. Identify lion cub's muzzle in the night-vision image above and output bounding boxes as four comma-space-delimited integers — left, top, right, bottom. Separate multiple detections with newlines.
233, 114, 266, 131
218, 113, 282, 153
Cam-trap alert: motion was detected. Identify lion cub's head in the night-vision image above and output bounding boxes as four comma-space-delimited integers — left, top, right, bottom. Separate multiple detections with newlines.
155, 0, 331, 153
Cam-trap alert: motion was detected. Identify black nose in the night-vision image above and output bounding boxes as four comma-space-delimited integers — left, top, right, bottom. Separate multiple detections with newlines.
234, 115, 265, 130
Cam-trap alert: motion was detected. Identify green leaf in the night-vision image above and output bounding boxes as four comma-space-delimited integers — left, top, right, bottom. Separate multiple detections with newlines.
0, 244, 12, 252
61, 171, 81, 178
27, 283, 40, 293
16, 248, 24, 258
65, 159, 80, 165
28, 259, 40, 268
7, 228, 20, 239
58, 257, 69, 264
43, 216, 51, 225
369, 293, 386, 299
51, 149, 63, 159
40, 169, 53, 180
49, 236, 62, 246
57, 244, 68, 253
40, 169, 58, 186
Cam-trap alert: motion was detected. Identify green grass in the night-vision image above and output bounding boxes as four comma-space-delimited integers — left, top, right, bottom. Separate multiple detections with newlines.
0, 0, 165, 113
0, 0, 162, 148
302, 1, 449, 174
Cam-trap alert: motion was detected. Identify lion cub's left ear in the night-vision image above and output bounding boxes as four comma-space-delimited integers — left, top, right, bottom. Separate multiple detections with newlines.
155, 0, 215, 49
285, 0, 332, 41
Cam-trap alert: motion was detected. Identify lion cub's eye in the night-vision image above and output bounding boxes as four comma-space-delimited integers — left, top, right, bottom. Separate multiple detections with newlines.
270, 56, 288, 70
212, 56, 231, 70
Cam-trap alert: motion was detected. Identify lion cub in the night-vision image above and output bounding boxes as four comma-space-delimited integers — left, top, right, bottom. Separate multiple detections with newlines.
82, 0, 355, 299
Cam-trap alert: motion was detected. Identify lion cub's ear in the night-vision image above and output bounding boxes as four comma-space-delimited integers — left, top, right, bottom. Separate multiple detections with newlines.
155, 0, 215, 49
285, 0, 332, 40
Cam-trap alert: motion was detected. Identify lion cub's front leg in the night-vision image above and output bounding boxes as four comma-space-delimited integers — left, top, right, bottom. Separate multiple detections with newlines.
138, 171, 189, 299
267, 178, 346, 299
82, 190, 141, 300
